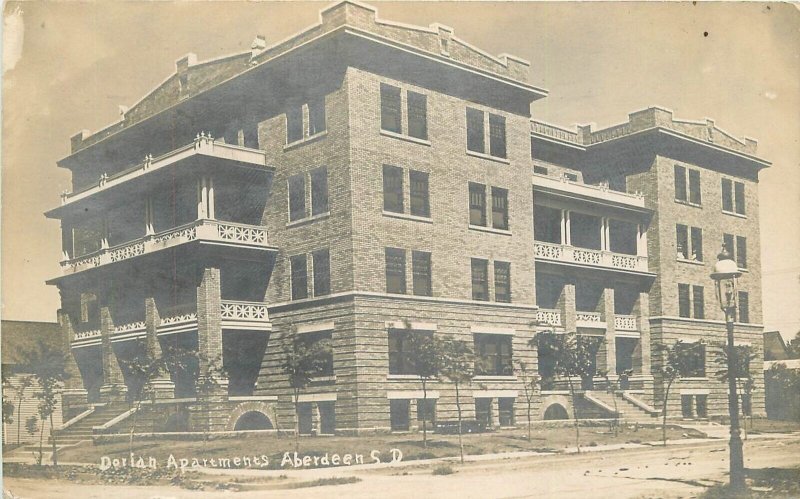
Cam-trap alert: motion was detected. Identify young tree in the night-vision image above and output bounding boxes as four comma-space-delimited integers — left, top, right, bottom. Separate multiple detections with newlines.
531, 332, 603, 453
20, 339, 69, 467
11, 375, 36, 446
713, 343, 758, 437
279, 325, 332, 453
515, 360, 540, 443
602, 369, 632, 437
403, 322, 441, 449
655, 340, 704, 446
120, 343, 192, 456
438, 337, 475, 463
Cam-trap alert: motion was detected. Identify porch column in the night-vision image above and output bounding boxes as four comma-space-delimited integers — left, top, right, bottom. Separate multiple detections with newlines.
635, 292, 652, 375
207, 176, 215, 220
100, 217, 110, 249
560, 281, 577, 332
196, 266, 228, 394
562, 210, 571, 246
602, 287, 617, 377
57, 310, 89, 418
601, 217, 610, 251
144, 298, 175, 399
197, 177, 208, 219
98, 307, 128, 402
145, 197, 155, 236
637, 224, 648, 257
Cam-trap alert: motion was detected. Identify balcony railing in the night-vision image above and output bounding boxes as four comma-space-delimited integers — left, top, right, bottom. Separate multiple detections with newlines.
614, 315, 638, 331
220, 300, 270, 331
531, 121, 580, 144
533, 172, 646, 209
60, 134, 269, 207
59, 219, 272, 277
536, 308, 562, 327
534, 241, 649, 273
576, 311, 602, 324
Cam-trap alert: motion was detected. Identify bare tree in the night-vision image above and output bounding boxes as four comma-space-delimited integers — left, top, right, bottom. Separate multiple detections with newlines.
438, 337, 475, 463
402, 321, 441, 449
515, 360, 540, 443
655, 340, 705, 446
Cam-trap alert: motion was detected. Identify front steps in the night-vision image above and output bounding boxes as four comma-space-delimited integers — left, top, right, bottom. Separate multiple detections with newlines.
50, 403, 129, 445
584, 390, 661, 423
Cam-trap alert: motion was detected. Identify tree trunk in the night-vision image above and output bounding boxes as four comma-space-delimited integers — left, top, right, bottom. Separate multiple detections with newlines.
421, 378, 428, 449
526, 395, 533, 443
662, 376, 675, 447
566, 375, 581, 453
455, 381, 464, 464
294, 389, 300, 454
37, 420, 45, 466
16, 393, 23, 447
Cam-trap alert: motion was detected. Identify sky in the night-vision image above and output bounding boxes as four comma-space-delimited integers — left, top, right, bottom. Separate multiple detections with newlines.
2, 1, 799, 339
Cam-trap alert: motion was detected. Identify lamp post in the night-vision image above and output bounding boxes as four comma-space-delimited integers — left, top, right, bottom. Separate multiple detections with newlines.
710, 249, 745, 491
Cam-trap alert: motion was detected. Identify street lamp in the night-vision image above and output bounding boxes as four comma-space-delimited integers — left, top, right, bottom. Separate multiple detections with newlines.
710, 249, 745, 491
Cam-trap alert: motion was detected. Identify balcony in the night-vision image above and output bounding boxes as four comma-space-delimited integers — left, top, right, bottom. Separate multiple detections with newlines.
534, 241, 649, 274
576, 311, 605, 329
536, 308, 562, 327
614, 315, 638, 332
48, 134, 271, 219
58, 219, 273, 278
72, 300, 270, 345
533, 172, 647, 211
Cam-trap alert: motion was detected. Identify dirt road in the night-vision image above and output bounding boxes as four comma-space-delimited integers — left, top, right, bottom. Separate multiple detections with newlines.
4, 437, 799, 498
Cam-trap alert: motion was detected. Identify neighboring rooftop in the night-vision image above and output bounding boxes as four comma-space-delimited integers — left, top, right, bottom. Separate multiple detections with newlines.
68, 0, 541, 156
532, 106, 763, 160
1, 320, 61, 368
764, 331, 792, 361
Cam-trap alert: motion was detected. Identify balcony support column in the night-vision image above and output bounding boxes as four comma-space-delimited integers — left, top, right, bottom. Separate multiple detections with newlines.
57, 309, 89, 419
100, 217, 110, 250
560, 210, 571, 246
559, 281, 577, 332
99, 307, 128, 403
196, 266, 228, 394
196, 176, 215, 220
207, 176, 215, 220
602, 287, 617, 378
635, 292, 651, 376
145, 298, 175, 400
145, 197, 155, 236
601, 217, 610, 252
637, 224, 648, 257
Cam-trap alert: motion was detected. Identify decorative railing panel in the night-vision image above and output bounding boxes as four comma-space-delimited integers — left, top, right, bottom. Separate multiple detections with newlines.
614, 315, 638, 331
531, 121, 580, 144
216, 222, 267, 245
113, 321, 146, 334
536, 309, 562, 327
160, 311, 198, 326
576, 312, 602, 323
220, 301, 269, 321
533, 242, 648, 273
74, 329, 101, 340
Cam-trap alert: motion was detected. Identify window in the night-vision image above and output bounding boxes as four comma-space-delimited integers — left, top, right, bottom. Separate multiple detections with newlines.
466, 108, 485, 153
409, 170, 430, 217
692, 285, 705, 319
310, 167, 329, 216
390, 399, 410, 431
723, 233, 747, 269
286, 105, 303, 144
678, 283, 691, 318
676, 224, 689, 259
738, 291, 750, 323
491, 187, 509, 230
416, 398, 436, 424
383, 165, 404, 213
688, 169, 701, 205
494, 261, 511, 303
312, 249, 331, 297
675, 342, 705, 377
308, 97, 326, 136
564, 172, 578, 182
474, 334, 513, 376
297, 331, 333, 376
498, 398, 515, 426
674, 165, 687, 202
290, 254, 308, 300
734, 181, 746, 215
288, 174, 306, 222
388, 329, 432, 375
380, 83, 402, 134
469, 182, 487, 226
243, 124, 259, 148
412, 251, 432, 297
471, 258, 489, 301
722, 178, 734, 212
722, 178, 746, 215
385, 248, 406, 294
736, 236, 747, 269
407, 91, 428, 140
533, 165, 549, 175
681, 395, 694, 418
489, 113, 507, 159
676, 225, 702, 261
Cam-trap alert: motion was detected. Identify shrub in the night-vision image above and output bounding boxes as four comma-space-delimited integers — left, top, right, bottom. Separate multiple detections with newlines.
432, 464, 455, 475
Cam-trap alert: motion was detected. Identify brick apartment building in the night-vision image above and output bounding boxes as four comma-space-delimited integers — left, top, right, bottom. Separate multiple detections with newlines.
45, 1, 769, 436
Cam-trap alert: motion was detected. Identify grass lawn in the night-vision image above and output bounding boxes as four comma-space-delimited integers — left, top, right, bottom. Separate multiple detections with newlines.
56, 423, 705, 470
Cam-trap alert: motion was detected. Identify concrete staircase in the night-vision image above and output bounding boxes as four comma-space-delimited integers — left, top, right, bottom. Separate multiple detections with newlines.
49, 404, 128, 446
584, 390, 661, 423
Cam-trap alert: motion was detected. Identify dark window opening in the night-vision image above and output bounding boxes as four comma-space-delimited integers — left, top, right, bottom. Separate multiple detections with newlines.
474, 334, 513, 376
407, 91, 428, 140
692, 285, 705, 319
678, 283, 691, 318
311, 166, 329, 216
738, 291, 750, 323
380, 83, 402, 134
297, 330, 333, 377
412, 250, 432, 297
676, 224, 689, 259
471, 258, 489, 301
290, 254, 308, 300
385, 247, 407, 294
691, 227, 703, 262
489, 113, 507, 158
734, 181, 746, 215
308, 97, 326, 136
674, 165, 687, 202
286, 105, 303, 143
383, 165, 404, 213
688, 169, 702, 205
722, 178, 734, 212
288, 174, 306, 222
736, 236, 747, 269
388, 329, 432, 375
466, 107, 485, 153
494, 261, 511, 303
312, 249, 331, 297
469, 182, 486, 226
491, 186, 509, 230
409, 170, 430, 217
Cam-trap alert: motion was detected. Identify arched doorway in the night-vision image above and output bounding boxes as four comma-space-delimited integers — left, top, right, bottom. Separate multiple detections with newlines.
233, 410, 273, 431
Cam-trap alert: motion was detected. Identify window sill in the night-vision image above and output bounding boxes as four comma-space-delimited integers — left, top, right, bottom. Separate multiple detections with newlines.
680, 377, 709, 381
309, 375, 336, 383
674, 199, 703, 209
286, 211, 331, 228
387, 374, 429, 380
466, 149, 510, 164
468, 224, 511, 236
722, 210, 747, 219
676, 258, 705, 266
283, 130, 328, 151
473, 375, 516, 381
382, 211, 433, 224
380, 129, 431, 146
